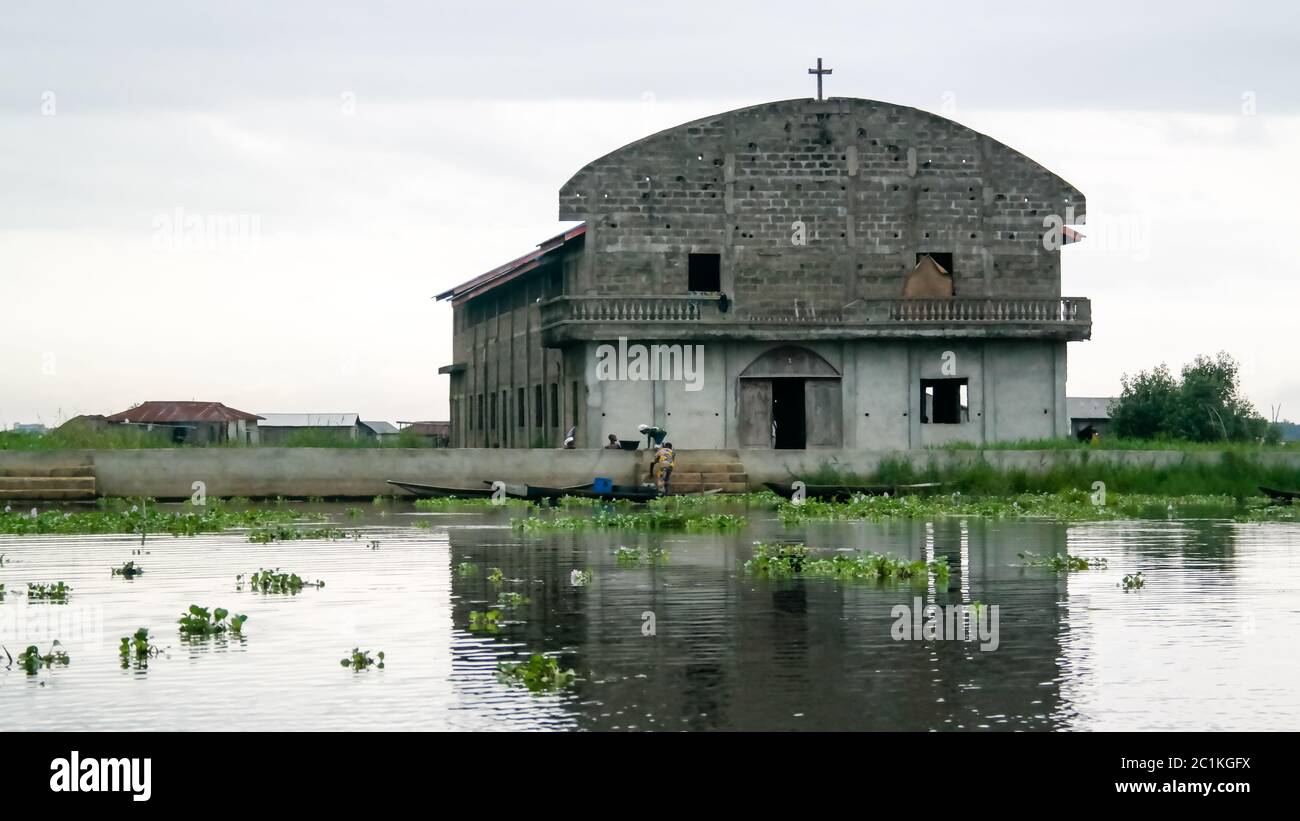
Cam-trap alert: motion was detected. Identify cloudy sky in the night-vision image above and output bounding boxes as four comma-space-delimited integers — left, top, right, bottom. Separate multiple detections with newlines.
2, 1, 1297, 427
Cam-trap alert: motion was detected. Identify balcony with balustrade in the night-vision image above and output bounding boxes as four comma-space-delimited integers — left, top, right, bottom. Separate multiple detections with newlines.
539, 293, 1091, 346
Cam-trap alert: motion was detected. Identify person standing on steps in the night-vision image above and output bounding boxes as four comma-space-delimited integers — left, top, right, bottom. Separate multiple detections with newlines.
653, 441, 676, 494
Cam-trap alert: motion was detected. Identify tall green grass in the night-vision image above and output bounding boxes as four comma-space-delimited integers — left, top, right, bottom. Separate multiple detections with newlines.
932, 437, 1294, 453
801, 451, 1300, 498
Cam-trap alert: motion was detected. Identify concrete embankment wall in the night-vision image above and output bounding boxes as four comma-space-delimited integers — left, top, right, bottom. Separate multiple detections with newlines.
2, 448, 1298, 499
737, 448, 1300, 483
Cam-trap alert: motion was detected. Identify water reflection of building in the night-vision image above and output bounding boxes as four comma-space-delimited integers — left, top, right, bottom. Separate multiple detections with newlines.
445, 517, 1071, 730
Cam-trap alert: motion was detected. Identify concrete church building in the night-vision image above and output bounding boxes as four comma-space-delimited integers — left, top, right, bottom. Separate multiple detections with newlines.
438, 92, 1090, 450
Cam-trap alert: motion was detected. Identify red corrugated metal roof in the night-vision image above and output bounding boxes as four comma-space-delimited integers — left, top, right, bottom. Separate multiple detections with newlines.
104, 401, 262, 424
435, 223, 585, 304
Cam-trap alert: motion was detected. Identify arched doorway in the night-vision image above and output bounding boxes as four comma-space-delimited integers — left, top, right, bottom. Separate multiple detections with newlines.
737, 346, 842, 449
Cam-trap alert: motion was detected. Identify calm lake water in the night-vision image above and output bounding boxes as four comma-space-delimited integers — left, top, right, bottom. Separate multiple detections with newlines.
2, 503, 1298, 731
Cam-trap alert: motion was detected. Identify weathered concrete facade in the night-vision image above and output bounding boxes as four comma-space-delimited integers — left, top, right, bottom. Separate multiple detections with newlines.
438, 98, 1090, 449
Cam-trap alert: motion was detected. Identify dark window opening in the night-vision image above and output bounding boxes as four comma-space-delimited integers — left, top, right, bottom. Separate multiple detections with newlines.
549, 383, 559, 428
920, 378, 969, 424
501, 390, 508, 441
477, 394, 484, 431
688, 253, 721, 292
571, 381, 580, 429
517, 388, 526, 428
490, 392, 497, 430
916, 252, 954, 276
534, 385, 543, 428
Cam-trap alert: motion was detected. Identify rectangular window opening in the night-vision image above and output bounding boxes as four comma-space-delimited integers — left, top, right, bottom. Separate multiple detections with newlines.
920, 378, 969, 424
688, 252, 721, 292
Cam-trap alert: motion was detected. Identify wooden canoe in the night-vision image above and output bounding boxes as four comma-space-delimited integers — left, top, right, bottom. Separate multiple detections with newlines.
385, 480, 496, 499
1259, 486, 1300, 502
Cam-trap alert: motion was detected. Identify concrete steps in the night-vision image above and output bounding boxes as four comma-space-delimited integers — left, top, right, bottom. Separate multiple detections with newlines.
648, 449, 750, 494
0, 461, 96, 501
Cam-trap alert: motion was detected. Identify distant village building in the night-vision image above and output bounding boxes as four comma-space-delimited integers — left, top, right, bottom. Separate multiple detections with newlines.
398, 421, 450, 447
1066, 397, 1116, 438
256, 413, 375, 445
13, 423, 47, 435
437, 94, 1091, 449
362, 420, 401, 440
104, 401, 261, 444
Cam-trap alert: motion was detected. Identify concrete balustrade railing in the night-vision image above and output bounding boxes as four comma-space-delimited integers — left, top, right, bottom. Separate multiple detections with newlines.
542, 295, 1091, 328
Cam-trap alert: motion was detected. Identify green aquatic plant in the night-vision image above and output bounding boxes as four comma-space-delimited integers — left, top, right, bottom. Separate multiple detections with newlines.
237, 568, 324, 594
615, 545, 670, 565
413, 519, 431, 529
775, 490, 1221, 525
556, 495, 636, 509
514, 510, 746, 532
26, 581, 72, 602
110, 561, 144, 578
496, 653, 576, 692
247, 525, 347, 543
345, 507, 363, 518
456, 562, 477, 577
8, 642, 70, 675
648, 491, 781, 511
487, 567, 505, 585
413, 496, 532, 510
496, 591, 530, 609
1120, 572, 1146, 590
468, 610, 501, 633
742, 543, 811, 575
119, 628, 161, 667
1, 504, 324, 537
178, 605, 247, 637
340, 648, 385, 670
1019, 551, 1108, 572
744, 543, 948, 585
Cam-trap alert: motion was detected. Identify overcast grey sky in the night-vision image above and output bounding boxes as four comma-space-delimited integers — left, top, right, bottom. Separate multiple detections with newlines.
2, 1, 1297, 426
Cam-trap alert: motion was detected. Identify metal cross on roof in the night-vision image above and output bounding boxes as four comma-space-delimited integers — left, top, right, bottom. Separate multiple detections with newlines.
808, 57, 832, 101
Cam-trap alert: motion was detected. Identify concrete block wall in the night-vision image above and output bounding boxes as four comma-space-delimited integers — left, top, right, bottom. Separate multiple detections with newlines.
559, 98, 1084, 316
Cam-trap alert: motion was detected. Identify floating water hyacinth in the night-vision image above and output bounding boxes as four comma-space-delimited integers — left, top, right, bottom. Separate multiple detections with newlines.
496, 592, 530, 609
119, 628, 162, 668
615, 546, 669, 565
237, 568, 324, 594
12, 642, 70, 675
496, 653, 576, 692
1018, 551, 1108, 572
1120, 572, 1146, 590
514, 510, 746, 532
744, 543, 947, 584
340, 648, 384, 671
177, 605, 247, 637
468, 610, 501, 632
26, 581, 72, 602
110, 561, 144, 578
